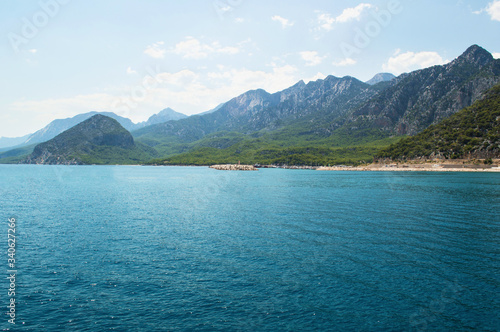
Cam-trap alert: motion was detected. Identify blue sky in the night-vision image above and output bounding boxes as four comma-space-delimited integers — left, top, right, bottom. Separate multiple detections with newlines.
1, 0, 499, 138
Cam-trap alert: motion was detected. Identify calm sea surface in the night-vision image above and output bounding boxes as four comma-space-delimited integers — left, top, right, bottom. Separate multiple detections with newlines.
0, 165, 499, 331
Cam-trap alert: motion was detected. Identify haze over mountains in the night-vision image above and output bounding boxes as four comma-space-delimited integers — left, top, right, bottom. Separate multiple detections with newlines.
2, 45, 499, 165
23, 115, 157, 165
0, 108, 187, 151
365, 73, 396, 85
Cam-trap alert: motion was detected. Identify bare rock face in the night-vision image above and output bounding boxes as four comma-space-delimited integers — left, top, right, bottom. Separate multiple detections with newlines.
349, 45, 500, 135
132, 74, 379, 141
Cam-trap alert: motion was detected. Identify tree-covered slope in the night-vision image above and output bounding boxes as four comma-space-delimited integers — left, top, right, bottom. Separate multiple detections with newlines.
376, 84, 500, 161
23, 115, 157, 165
147, 129, 400, 166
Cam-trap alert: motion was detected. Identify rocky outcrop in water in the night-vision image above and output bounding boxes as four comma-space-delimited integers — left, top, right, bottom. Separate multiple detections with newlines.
210, 164, 258, 171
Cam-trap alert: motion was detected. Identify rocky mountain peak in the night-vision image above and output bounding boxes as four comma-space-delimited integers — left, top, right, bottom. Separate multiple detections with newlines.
366, 73, 396, 85
277, 80, 306, 102
76, 114, 134, 147
447, 44, 493, 69
145, 107, 187, 126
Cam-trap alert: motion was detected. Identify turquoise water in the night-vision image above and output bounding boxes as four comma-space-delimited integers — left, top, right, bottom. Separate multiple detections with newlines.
0, 165, 499, 331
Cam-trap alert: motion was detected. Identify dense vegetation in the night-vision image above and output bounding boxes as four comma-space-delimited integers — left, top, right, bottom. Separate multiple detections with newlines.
23, 115, 158, 165
0, 144, 36, 164
376, 84, 500, 161
73, 142, 158, 165
146, 129, 401, 166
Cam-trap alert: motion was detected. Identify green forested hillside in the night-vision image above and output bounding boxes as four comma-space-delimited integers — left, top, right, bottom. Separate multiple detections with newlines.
147, 130, 401, 166
376, 84, 500, 161
23, 115, 158, 165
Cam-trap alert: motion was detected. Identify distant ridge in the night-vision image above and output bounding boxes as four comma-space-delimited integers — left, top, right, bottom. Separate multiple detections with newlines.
1, 108, 187, 151
23, 115, 156, 165
136, 107, 188, 129
22, 111, 137, 147
0, 134, 31, 149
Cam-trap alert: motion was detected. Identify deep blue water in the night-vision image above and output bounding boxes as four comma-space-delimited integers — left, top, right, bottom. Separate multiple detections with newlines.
0, 165, 499, 331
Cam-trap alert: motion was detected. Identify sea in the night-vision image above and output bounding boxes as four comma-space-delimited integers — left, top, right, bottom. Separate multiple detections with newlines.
0, 165, 499, 331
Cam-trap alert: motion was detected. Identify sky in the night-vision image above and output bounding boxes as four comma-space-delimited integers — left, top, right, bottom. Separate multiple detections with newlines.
0, 0, 499, 138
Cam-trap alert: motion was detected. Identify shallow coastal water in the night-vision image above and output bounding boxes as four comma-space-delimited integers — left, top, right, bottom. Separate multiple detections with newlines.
0, 165, 499, 331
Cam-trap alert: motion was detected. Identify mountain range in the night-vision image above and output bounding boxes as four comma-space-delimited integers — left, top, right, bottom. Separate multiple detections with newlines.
2, 44, 499, 165
133, 45, 500, 164
376, 83, 500, 161
0, 108, 187, 152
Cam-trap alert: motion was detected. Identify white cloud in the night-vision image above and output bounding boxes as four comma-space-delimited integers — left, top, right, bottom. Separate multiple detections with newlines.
127, 67, 137, 75
305, 72, 327, 83
172, 38, 210, 59
212, 41, 240, 56
493, 52, 500, 59
333, 58, 357, 66
206, 65, 298, 94
335, 3, 373, 23
272, 15, 294, 28
144, 42, 166, 59
316, 3, 373, 31
10, 93, 120, 135
28, 49, 37, 54
473, 1, 500, 21
171, 37, 240, 59
8, 65, 300, 131
300, 51, 325, 66
487, 0, 500, 21
316, 13, 336, 31
382, 51, 446, 74
218, 4, 232, 13
156, 69, 199, 88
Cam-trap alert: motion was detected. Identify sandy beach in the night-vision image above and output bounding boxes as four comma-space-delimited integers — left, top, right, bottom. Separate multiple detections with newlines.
317, 162, 500, 172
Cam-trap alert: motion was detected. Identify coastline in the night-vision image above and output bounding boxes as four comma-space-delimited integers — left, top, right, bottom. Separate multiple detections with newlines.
4, 162, 500, 173
317, 162, 500, 172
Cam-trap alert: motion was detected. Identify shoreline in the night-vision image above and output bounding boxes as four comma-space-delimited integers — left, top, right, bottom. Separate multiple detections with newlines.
4, 162, 500, 172
317, 163, 500, 172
